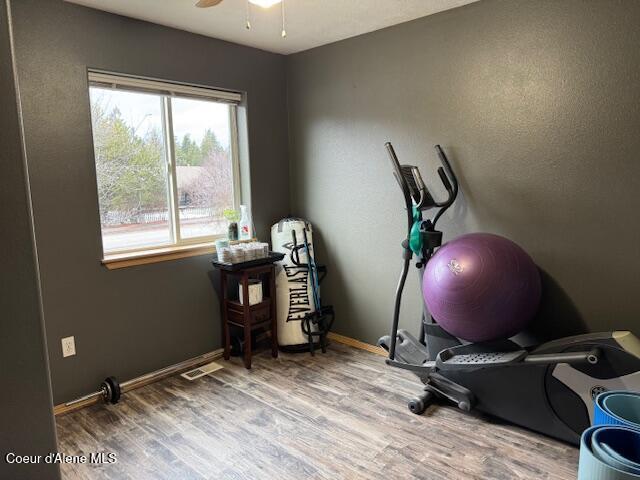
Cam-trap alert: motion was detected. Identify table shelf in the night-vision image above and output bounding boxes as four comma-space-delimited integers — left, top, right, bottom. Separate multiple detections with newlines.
226, 297, 271, 311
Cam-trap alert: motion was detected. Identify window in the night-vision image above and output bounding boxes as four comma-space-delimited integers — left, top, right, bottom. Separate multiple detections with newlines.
88, 72, 241, 256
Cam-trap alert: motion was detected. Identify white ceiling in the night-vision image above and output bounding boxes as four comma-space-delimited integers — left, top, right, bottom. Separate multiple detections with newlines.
65, 0, 478, 55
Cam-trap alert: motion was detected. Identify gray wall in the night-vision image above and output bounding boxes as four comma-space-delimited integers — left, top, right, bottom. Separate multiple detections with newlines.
10, 0, 289, 403
287, 0, 640, 344
0, 1, 60, 478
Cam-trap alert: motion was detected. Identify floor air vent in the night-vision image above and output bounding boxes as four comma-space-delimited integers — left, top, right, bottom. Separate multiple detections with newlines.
181, 361, 224, 381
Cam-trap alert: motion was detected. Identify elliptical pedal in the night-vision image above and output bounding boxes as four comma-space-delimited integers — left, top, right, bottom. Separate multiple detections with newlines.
437, 348, 528, 370
378, 329, 428, 366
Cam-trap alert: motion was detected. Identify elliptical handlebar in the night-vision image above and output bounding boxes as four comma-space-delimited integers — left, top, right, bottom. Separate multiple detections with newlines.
384, 141, 459, 361
432, 144, 458, 228
385, 142, 458, 215
434, 144, 458, 209
385, 142, 415, 233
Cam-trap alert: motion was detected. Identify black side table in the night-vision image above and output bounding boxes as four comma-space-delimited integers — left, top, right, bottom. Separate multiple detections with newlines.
213, 257, 282, 369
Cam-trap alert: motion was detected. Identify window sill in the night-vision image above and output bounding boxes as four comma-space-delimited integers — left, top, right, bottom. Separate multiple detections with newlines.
102, 239, 257, 270
102, 242, 216, 270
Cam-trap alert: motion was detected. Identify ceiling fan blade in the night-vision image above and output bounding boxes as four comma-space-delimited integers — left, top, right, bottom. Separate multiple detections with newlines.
195, 0, 223, 7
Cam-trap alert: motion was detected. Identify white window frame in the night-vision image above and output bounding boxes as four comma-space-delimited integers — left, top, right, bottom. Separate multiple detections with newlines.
88, 71, 243, 256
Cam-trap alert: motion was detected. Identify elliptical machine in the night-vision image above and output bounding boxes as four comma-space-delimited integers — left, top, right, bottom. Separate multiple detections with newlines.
378, 142, 640, 445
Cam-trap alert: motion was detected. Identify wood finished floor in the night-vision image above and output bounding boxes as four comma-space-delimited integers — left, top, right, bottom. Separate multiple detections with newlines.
56, 343, 579, 479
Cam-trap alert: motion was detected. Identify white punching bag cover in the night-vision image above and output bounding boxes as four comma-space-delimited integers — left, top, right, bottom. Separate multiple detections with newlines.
271, 218, 317, 347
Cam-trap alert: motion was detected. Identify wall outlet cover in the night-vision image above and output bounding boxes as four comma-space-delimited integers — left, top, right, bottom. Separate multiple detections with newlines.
61, 336, 76, 357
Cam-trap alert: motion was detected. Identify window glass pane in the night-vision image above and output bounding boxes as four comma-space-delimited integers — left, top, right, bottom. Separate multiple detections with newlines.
89, 87, 172, 252
171, 97, 234, 239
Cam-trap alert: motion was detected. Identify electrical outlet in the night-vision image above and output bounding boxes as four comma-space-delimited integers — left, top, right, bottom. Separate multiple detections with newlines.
61, 336, 76, 357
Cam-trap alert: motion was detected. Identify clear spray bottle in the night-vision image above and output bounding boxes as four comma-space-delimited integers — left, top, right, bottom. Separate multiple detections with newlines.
238, 205, 253, 240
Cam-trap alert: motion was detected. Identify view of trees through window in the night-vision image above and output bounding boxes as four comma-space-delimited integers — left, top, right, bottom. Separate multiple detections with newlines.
89, 87, 235, 253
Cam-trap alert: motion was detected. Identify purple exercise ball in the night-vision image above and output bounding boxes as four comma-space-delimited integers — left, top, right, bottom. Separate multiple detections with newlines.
423, 233, 541, 343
